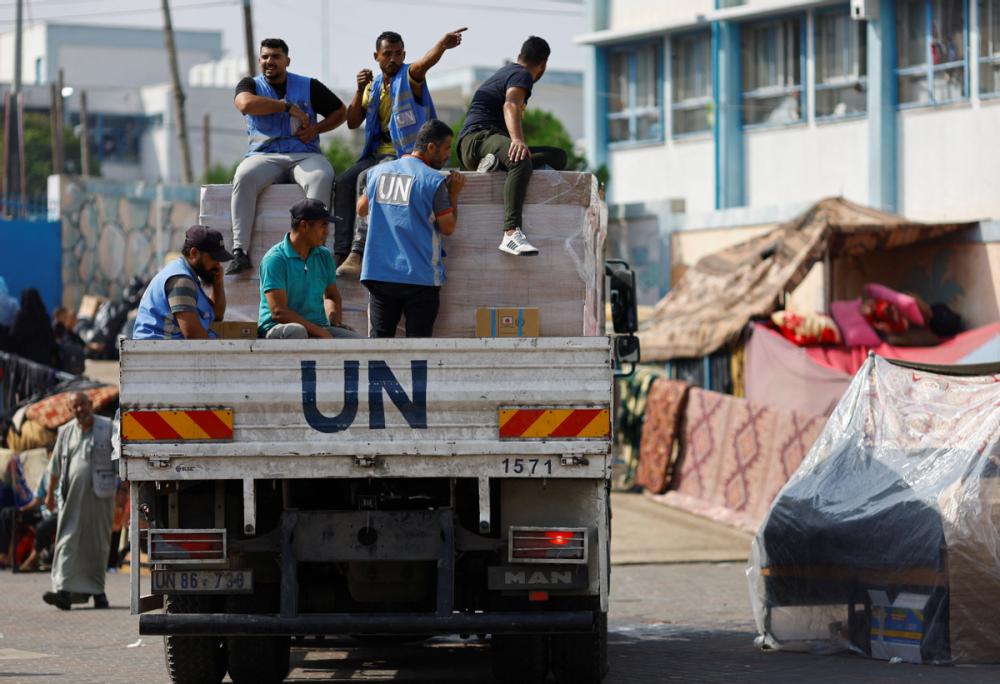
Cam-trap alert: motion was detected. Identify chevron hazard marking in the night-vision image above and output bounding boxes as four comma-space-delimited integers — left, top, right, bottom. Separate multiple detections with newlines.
499, 408, 609, 439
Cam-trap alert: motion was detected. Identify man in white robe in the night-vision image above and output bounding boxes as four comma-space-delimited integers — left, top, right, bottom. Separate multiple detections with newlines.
42, 392, 116, 610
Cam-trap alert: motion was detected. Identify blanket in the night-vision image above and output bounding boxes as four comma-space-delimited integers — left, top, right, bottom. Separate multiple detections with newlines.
635, 379, 692, 494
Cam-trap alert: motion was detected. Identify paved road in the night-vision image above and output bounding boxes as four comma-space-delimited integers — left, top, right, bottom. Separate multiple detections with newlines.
4, 560, 999, 683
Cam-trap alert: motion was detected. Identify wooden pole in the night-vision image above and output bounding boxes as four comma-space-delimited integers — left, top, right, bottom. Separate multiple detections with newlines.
80, 91, 90, 178
162, 0, 194, 184
50, 84, 59, 174
202, 112, 210, 179
243, 0, 256, 78
56, 69, 65, 173
5, 0, 23, 210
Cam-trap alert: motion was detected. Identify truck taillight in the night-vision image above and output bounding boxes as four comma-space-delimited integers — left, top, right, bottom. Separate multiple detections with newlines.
508, 527, 588, 564
149, 529, 226, 564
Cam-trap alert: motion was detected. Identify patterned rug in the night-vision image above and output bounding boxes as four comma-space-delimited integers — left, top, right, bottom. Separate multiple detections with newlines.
635, 379, 692, 494
651, 388, 827, 532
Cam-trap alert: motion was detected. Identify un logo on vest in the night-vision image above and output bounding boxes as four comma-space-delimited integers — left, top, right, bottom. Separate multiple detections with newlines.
376, 173, 414, 206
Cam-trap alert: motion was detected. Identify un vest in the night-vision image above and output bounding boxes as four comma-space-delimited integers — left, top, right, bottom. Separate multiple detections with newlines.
361, 155, 447, 287
132, 258, 216, 340
360, 65, 437, 161
244, 72, 320, 156
56, 416, 116, 504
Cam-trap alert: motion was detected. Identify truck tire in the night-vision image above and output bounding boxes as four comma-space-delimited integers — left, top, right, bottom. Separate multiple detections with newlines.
491, 634, 549, 684
163, 595, 227, 684
226, 636, 291, 684
551, 611, 609, 684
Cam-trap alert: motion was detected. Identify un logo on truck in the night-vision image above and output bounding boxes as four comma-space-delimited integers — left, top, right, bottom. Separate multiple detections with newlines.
300, 360, 427, 433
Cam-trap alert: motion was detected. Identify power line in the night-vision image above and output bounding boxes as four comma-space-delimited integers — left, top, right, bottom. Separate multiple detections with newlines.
0, 0, 238, 23
366, 0, 583, 15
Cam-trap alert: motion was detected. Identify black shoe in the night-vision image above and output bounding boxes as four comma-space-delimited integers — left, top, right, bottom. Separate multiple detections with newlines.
225, 249, 252, 275
92, 593, 110, 609
43, 590, 71, 611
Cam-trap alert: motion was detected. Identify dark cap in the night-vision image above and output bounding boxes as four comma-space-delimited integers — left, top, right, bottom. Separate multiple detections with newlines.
290, 198, 342, 224
185, 225, 234, 262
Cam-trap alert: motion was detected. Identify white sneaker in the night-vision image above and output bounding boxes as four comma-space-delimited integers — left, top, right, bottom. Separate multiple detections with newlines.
477, 153, 499, 172
499, 228, 539, 256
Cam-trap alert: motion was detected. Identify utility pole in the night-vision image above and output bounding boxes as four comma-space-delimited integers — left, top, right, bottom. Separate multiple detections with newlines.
55, 69, 65, 173
80, 91, 90, 177
202, 112, 210, 179
3, 0, 24, 215
243, 0, 256, 78
320, 0, 329, 84
162, 0, 193, 184
50, 84, 59, 174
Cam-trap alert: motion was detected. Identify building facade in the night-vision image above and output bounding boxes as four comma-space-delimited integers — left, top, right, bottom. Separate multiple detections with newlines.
577, 0, 1000, 304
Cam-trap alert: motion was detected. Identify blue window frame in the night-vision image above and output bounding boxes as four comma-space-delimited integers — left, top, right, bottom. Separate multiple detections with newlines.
607, 41, 664, 145
671, 31, 714, 137
815, 8, 868, 118
980, 0, 1000, 95
896, 0, 968, 106
741, 16, 805, 127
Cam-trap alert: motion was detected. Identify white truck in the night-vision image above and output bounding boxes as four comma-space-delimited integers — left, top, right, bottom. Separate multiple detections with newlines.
119, 171, 640, 684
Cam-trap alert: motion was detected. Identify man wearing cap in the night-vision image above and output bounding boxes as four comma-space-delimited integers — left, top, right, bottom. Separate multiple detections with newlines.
132, 226, 232, 340
258, 199, 365, 339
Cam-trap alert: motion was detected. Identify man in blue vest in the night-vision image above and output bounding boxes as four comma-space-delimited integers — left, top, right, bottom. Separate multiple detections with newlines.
356, 120, 466, 337
132, 226, 232, 340
227, 38, 349, 275
334, 28, 466, 278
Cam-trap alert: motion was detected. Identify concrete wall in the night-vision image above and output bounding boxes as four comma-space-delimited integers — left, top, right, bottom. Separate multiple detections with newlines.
898, 103, 1000, 223
608, 137, 715, 212
607, 0, 713, 30
54, 176, 199, 309
0, 219, 62, 314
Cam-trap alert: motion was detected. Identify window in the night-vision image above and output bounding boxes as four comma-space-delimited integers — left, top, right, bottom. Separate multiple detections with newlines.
34, 58, 42, 86
742, 17, 804, 126
815, 10, 867, 118
607, 42, 663, 144
671, 32, 713, 136
896, 0, 967, 106
980, 0, 1000, 94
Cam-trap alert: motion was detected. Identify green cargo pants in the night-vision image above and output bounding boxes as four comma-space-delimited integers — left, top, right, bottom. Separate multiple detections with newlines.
457, 127, 568, 234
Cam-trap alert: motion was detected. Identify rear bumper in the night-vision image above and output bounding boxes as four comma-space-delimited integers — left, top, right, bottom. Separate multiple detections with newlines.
140, 611, 595, 636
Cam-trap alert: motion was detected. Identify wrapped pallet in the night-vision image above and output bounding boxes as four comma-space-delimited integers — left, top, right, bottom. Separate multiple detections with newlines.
199, 170, 605, 337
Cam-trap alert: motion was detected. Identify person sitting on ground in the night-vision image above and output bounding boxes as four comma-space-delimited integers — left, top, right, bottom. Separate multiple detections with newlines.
52, 307, 85, 346
334, 27, 466, 277
9, 288, 58, 366
357, 119, 465, 337
43, 392, 116, 610
227, 38, 349, 275
0, 467, 59, 571
456, 36, 567, 258
132, 226, 232, 340
258, 199, 364, 339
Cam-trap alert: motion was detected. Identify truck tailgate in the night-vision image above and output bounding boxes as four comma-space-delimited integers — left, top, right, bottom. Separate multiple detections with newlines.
119, 337, 612, 480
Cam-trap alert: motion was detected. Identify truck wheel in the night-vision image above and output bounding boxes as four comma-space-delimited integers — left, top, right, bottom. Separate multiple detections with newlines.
163, 595, 226, 684
551, 611, 609, 684
226, 636, 291, 684
491, 634, 549, 684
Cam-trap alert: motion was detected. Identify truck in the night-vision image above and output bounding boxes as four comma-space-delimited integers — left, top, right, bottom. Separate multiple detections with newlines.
119, 170, 640, 684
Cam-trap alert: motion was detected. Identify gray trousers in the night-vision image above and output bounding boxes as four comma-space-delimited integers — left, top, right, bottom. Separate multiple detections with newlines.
263, 322, 364, 339
231, 153, 335, 252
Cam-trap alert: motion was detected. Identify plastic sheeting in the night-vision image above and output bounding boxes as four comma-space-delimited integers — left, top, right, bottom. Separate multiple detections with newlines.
748, 354, 1000, 664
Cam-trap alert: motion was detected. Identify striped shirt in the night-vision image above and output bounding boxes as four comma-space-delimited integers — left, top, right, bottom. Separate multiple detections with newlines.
162, 274, 199, 338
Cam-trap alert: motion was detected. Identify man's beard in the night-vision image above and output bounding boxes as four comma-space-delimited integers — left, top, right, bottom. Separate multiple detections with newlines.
192, 260, 215, 287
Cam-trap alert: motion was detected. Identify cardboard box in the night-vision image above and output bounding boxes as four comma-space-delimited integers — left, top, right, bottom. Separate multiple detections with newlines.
209, 321, 258, 339
78, 295, 108, 319
475, 308, 539, 337
868, 590, 930, 663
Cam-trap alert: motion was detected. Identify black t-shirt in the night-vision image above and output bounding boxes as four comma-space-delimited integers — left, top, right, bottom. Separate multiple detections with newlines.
235, 76, 344, 118
458, 63, 534, 141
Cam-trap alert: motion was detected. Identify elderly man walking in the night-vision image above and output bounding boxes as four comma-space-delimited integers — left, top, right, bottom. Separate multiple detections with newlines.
42, 392, 116, 610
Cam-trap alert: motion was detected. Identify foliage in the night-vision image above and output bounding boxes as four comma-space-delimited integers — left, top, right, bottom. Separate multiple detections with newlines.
0, 110, 99, 196
202, 159, 242, 185
323, 138, 360, 176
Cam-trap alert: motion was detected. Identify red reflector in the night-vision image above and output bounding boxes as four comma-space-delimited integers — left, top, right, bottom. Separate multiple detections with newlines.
509, 527, 587, 563
529, 591, 549, 602
149, 529, 226, 563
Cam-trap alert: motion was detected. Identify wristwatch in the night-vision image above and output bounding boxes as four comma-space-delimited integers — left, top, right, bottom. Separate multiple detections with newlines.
283, 99, 292, 113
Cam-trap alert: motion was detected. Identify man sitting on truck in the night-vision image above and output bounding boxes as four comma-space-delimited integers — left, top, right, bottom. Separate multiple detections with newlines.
132, 226, 232, 340
258, 198, 365, 339
356, 119, 465, 337
227, 37, 349, 275
456, 36, 567, 257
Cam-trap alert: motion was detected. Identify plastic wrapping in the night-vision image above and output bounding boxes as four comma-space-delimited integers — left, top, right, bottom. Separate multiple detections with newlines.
200, 169, 605, 337
748, 354, 1000, 664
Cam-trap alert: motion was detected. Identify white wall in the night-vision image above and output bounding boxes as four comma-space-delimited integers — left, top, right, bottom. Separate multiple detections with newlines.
0, 24, 46, 85
898, 103, 1000, 222
744, 118, 868, 208
58, 45, 214, 89
607, 0, 714, 31
607, 137, 715, 213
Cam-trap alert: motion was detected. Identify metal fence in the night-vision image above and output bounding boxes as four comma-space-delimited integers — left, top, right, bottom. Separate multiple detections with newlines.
0, 193, 51, 221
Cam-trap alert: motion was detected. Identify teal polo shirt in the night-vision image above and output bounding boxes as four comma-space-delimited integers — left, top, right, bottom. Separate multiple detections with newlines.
258, 233, 337, 334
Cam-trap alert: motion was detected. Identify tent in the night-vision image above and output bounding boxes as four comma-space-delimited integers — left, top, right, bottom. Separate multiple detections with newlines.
640, 198, 976, 362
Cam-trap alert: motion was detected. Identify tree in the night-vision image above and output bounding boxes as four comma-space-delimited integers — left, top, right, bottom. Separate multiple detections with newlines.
0, 110, 99, 196
323, 138, 359, 176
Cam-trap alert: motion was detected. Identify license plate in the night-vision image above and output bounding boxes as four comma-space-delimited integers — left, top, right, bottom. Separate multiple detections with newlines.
151, 569, 253, 594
